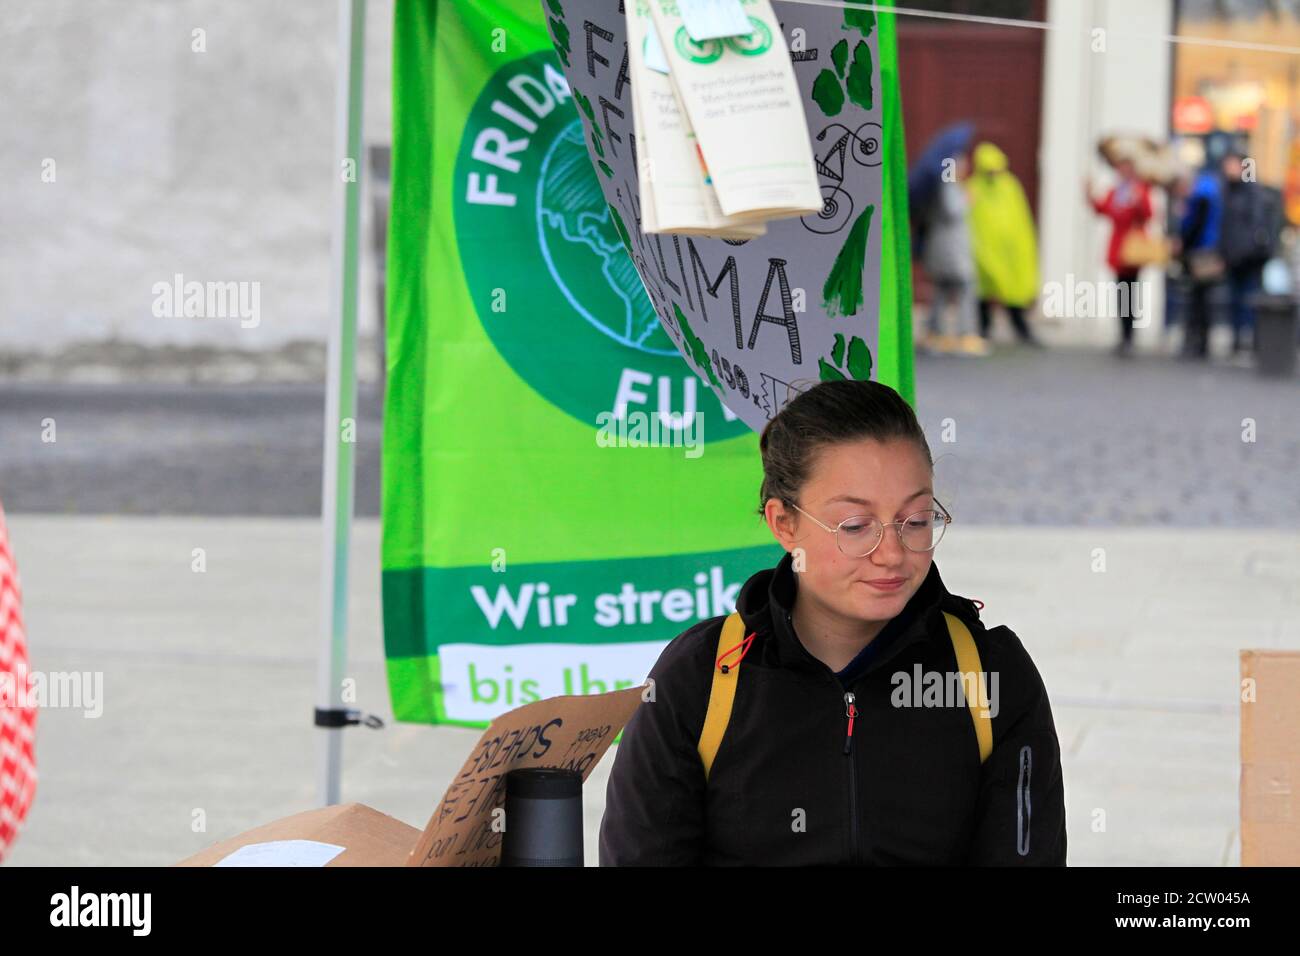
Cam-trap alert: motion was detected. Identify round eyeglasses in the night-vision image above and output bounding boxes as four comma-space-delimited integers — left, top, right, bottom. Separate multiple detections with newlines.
789, 497, 952, 557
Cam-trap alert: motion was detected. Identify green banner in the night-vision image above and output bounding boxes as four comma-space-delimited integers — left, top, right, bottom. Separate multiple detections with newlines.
383, 0, 911, 727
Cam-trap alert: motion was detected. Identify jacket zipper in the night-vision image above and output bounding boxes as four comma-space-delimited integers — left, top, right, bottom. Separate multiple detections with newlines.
1016, 745, 1032, 857
843, 690, 859, 863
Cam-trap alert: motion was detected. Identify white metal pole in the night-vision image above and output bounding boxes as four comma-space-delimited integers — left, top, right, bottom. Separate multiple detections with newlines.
317, 0, 367, 807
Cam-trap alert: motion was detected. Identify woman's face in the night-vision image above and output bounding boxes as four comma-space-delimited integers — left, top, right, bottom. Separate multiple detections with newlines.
766, 438, 936, 625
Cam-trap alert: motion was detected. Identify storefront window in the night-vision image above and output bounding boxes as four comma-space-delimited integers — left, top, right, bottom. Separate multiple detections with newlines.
1172, 0, 1300, 221
891, 0, 1041, 21
1180, 0, 1300, 20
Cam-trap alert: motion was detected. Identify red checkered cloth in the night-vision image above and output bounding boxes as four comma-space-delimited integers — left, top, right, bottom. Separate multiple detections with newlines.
0, 500, 36, 862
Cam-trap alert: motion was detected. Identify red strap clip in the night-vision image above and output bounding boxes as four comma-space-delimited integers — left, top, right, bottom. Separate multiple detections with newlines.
717, 632, 756, 674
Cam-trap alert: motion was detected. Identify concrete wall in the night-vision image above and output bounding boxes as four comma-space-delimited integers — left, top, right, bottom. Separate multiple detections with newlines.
2, 0, 1183, 373
0, 0, 394, 378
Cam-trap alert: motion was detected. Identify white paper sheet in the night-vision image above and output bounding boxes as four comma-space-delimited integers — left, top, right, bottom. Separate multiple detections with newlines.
214, 839, 346, 867
679, 0, 752, 41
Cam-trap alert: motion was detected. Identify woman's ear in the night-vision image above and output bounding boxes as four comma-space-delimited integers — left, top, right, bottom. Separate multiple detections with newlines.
764, 498, 799, 551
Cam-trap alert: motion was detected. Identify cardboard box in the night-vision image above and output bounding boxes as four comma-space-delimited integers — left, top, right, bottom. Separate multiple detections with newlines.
177, 686, 646, 867
176, 802, 420, 867
1240, 650, 1300, 865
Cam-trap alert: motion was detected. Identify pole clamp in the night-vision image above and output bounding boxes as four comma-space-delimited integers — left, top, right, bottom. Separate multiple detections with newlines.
315, 707, 384, 730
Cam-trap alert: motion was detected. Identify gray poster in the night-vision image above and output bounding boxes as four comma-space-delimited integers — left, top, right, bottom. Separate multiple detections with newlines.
544, 0, 887, 432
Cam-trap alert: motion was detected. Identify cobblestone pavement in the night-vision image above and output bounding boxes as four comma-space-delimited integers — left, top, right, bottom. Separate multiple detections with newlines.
1, 344, 1295, 525
912, 344, 1299, 527
0, 382, 384, 516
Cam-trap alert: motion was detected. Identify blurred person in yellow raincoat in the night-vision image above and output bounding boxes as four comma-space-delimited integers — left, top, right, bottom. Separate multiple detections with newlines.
967, 142, 1042, 346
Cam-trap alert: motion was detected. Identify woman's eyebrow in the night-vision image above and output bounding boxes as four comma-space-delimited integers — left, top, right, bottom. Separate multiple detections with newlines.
827, 488, 932, 507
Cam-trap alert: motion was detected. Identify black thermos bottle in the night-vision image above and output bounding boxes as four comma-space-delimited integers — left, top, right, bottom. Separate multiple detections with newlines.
499, 768, 584, 867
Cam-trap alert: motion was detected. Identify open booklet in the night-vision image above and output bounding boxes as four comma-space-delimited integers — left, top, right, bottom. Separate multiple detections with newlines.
630, 0, 822, 236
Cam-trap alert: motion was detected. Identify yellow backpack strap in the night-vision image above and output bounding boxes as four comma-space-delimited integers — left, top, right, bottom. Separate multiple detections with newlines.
697, 611, 747, 782
943, 611, 993, 765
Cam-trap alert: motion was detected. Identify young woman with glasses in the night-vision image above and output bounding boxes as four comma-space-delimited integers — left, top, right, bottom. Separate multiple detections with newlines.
599, 379, 1067, 865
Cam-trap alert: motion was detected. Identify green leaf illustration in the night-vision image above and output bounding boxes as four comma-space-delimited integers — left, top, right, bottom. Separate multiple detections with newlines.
831, 39, 849, 78
609, 203, 632, 253
845, 41, 874, 111
845, 8, 876, 36
818, 358, 846, 382
820, 335, 873, 382
573, 87, 595, 120
823, 204, 875, 317
847, 335, 872, 380
812, 69, 845, 117
674, 303, 722, 390
809, 38, 870, 118
547, 0, 570, 67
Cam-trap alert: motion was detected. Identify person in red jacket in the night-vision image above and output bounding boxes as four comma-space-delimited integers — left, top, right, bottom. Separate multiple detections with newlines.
0, 497, 37, 863
1084, 157, 1153, 356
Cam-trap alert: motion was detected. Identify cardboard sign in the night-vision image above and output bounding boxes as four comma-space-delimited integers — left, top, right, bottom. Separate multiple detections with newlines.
407, 685, 647, 867
177, 688, 646, 868
176, 803, 420, 867
1240, 650, 1300, 865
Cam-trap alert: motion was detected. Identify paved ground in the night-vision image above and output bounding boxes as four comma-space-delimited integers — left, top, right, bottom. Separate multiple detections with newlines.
0, 382, 384, 516
1, 340, 1297, 866
1, 342, 1296, 525
4, 515, 1296, 867
913, 343, 1299, 527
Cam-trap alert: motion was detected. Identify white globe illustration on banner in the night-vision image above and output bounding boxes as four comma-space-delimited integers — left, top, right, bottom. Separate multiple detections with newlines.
535, 120, 677, 357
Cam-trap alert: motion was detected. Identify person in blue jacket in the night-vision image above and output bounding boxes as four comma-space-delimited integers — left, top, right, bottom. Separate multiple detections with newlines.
1175, 163, 1224, 358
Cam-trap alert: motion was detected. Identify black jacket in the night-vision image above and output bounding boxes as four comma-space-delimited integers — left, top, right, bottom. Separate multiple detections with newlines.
598, 552, 1068, 865
1220, 179, 1283, 271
